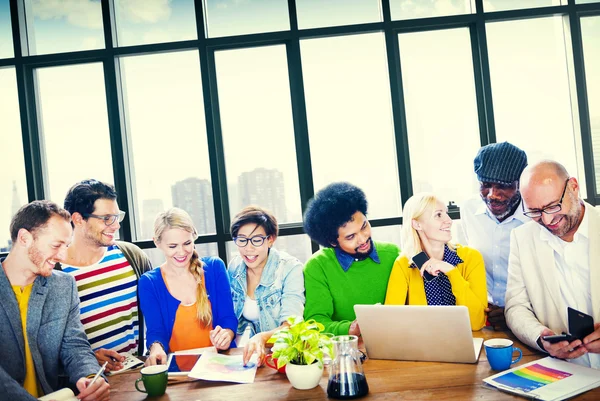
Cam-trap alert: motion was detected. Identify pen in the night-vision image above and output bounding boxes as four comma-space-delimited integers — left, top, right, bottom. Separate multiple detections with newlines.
88, 361, 108, 388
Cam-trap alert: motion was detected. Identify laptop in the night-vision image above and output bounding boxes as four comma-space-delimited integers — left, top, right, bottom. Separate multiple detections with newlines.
354, 304, 483, 364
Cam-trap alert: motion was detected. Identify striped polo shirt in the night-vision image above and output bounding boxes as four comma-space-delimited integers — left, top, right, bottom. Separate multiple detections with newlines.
62, 245, 139, 354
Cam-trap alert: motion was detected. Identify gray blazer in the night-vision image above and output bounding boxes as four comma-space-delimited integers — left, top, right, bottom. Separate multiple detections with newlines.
0, 264, 100, 401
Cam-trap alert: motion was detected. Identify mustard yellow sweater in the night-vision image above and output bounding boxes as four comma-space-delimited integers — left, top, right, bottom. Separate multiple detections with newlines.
384, 245, 487, 330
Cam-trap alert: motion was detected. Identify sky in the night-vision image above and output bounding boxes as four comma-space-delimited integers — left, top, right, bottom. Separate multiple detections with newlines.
1, 0, 600, 255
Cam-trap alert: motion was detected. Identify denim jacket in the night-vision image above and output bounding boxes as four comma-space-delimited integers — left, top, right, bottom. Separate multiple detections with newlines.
227, 248, 305, 336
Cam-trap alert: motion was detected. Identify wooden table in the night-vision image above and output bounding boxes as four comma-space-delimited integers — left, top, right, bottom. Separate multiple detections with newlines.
109, 329, 600, 400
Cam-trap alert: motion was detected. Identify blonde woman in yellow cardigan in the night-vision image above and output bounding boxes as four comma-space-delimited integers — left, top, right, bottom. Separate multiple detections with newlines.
385, 193, 487, 330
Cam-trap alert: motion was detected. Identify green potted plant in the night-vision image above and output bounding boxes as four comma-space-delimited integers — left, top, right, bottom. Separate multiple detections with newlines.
267, 315, 334, 390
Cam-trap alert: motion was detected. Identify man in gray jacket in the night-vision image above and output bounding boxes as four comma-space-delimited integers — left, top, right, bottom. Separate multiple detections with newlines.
0, 200, 110, 400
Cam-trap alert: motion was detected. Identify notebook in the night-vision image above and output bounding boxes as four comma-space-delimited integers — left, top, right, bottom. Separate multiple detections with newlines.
354, 304, 483, 363
483, 356, 600, 400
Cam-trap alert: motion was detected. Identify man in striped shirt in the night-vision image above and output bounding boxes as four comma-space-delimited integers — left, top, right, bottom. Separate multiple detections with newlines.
58, 179, 151, 373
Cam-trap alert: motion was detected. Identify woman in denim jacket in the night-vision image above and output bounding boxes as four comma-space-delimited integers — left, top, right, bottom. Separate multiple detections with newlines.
228, 206, 305, 366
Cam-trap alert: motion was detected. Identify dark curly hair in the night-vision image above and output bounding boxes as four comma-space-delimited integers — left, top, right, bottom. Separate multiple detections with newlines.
303, 182, 368, 248
64, 179, 118, 221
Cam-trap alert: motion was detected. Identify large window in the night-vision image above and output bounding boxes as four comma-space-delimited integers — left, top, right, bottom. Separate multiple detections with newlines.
119, 50, 215, 240
0, 68, 27, 251
301, 33, 402, 219
487, 16, 587, 197
36, 63, 114, 203
581, 16, 600, 191
400, 28, 481, 206
3, 1, 600, 261
215, 45, 302, 224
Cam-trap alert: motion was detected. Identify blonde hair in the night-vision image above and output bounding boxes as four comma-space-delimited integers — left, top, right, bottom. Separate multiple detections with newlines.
400, 193, 455, 262
154, 207, 212, 327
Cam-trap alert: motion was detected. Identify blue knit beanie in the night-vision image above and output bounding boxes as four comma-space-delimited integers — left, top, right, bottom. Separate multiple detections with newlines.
474, 142, 527, 185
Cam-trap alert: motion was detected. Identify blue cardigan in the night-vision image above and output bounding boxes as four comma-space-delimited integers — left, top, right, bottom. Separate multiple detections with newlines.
138, 257, 238, 352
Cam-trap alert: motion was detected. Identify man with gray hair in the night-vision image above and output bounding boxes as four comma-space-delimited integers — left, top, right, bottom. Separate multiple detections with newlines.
457, 142, 528, 330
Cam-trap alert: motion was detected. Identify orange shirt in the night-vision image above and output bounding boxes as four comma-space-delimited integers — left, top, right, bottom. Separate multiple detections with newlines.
162, 269, 212, 371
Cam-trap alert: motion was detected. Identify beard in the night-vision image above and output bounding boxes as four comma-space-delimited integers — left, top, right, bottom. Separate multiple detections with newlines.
28, 245, 54, 277
483, 192, 521, 221
352, 237, 373, 259
540, 193, 582, 238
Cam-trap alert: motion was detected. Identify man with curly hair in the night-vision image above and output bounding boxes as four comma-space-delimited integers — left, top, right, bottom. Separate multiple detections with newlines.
303, 182, 400, 336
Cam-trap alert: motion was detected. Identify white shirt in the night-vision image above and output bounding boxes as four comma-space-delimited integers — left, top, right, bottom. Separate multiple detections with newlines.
457, 197, 530, 306
242, 295, 260, 323
539, 203, 598, 369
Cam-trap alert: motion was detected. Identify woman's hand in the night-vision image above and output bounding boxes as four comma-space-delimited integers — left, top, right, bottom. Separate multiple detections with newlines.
210, 325, 234, 350
420, 257, 455, 278
145, 342, 167, 366
243, 333, 267, 366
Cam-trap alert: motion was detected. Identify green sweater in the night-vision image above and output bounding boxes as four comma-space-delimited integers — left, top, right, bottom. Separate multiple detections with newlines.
303, 241, 400, 335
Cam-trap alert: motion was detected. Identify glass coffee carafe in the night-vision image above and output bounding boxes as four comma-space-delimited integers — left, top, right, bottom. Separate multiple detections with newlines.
327, 335, 369, 399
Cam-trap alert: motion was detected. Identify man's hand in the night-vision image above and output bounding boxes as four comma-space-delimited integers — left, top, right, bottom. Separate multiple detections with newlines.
145, 342, 167, 366
210, 325, 234, 350
94, 348, 124, 372
582, 323, 600, 353
76, 376, 110, 401
485, 304, 507, 330
349, 320, 361, 337
243, 333, 267, 366
540, 328, 587, 360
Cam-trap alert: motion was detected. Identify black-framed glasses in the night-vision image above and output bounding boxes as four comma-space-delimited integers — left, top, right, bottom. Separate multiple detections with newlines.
83, 211, 126, 226
522, 179, 569, 218
233, 235, 269, 247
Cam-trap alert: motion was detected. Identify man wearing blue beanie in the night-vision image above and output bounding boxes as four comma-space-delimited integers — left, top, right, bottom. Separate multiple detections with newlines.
456, 142, 528, 330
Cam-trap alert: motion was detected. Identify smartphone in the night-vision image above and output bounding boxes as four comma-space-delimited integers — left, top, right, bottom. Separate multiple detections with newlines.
542, 333, 575, 344
568, 307, 595, 340
412, 252, 435, 282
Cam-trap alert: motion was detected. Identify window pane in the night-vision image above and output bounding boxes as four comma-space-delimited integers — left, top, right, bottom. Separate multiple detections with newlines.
400, 28, 481, 206
24, 0, 104, 55
203, 0, 289, 38
113, 0, 197, 47
483, 0, 563, 12
296, 0, 381, 29
487, 17, 586, 198
371, 225, 402, 248
391, 0, 474, 20
581, 17, 600, 192
226, 234, 312, 265
0, 68, 27, 251
301, 33, 401, 219
215, 45, 302, 223
119, 51, 215, 240
36, 63, 114, 203
0, 1, 13, 59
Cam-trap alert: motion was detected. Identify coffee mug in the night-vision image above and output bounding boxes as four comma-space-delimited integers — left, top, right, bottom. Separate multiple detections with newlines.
265, 354, 286, 373
135, 364, 168, 396
484, 339, 522, 371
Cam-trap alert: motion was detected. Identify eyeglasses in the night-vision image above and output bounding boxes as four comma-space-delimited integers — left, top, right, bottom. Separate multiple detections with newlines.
83, 211, 126, 226
233, 235, 269, 247
522, 179, 569, 218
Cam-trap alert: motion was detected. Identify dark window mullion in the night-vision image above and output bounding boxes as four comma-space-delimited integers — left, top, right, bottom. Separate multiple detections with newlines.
195, 0, 231, 262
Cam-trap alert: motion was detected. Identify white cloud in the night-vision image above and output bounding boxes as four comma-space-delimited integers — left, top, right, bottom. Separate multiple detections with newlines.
32, 0, 103, 30
118, 0, 172, 24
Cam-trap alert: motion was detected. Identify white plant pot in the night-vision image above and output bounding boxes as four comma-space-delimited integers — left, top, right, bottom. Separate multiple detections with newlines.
285, 362, 324, 390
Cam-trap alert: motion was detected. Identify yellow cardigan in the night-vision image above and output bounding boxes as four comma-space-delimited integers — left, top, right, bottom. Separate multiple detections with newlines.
384, 245, 487, 330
